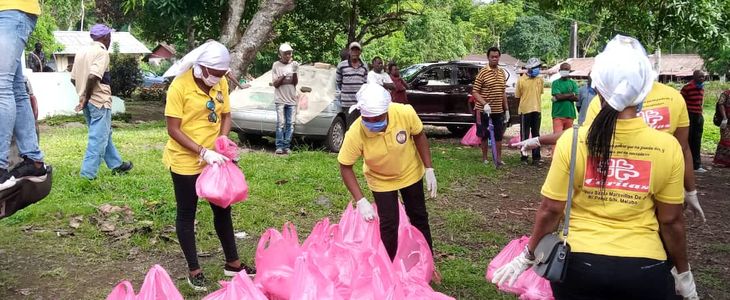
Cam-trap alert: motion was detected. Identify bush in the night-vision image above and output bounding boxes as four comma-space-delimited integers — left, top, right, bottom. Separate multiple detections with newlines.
138, 85, 167, 102
110, 43, 142, 98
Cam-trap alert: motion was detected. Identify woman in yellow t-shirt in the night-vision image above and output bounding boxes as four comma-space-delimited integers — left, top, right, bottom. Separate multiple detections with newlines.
493, 35, 698, 299
162, 41, 254, 291
337, 84, 440, 281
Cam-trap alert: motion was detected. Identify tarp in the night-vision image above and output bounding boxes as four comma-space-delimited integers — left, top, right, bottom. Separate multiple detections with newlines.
229, 63, 337, 124
24, 71, 125, 120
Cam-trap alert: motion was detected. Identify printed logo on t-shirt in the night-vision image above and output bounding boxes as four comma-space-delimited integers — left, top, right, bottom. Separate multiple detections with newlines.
396, 130, 407, 144
584, 158, 651, 192
638, 107, 670, 130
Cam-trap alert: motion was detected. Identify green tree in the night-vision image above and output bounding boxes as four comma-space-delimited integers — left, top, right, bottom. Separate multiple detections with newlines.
501, 15, 563, 64
27, 2, 63, 54
470, 0, 522, 51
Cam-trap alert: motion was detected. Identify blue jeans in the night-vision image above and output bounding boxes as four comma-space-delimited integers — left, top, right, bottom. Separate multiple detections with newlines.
275, 103, 296, 150
80, 104, 123, 179
0, 10, 42, 169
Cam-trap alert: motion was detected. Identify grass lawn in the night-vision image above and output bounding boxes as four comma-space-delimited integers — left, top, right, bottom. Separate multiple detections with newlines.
0, 120, 517, 299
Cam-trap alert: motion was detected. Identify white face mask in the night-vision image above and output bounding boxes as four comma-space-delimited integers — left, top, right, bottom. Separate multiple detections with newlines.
559, 70, 570, 78
194, 65, 222, 87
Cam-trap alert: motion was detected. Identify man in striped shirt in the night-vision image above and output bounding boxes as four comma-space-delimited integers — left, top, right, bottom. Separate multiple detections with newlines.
680, 70, 707, 172
336, 42, 369, 128
471, 47, 508, 165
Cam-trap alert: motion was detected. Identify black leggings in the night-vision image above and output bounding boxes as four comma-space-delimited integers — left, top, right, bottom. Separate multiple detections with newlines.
372, 179, 433, 260
171, 171, 239, 271
550, 253, 677, 300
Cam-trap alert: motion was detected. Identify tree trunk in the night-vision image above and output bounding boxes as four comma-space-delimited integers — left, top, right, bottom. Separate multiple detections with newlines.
347, 0, 358, 44
186, 22, 196, 52
229, 0, 295, 76
220, 0, 247, 48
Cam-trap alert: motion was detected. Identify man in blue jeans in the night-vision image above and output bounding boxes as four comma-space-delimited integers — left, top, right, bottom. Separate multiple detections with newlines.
271, 43, 299, 155
70, 24, 132, 179
0, 2, 49, 191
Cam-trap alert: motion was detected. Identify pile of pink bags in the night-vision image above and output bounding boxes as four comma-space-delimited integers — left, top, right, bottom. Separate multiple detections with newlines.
254, 201, 452, 299
485, 236, 554, 300
107, 202, 452, 299
196, 136, 249, 208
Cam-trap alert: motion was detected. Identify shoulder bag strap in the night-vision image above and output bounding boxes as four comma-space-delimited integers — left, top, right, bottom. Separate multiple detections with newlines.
562, 97, 591, 239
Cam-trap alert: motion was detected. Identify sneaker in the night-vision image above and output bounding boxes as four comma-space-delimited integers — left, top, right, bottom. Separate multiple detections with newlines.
224, 263, 256, 277
0, 168, 17, 191
483, 160, 490, 165
111, 161, 133, 175
274, 148, 284, 155
187, 272, 209, 292
694, 167, 708, 173
7, 157, 47, 183
284, 148, 292, 155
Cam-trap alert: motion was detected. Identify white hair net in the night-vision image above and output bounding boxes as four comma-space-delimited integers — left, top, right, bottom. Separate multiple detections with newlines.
590, 35, 656, 112
163, 40, 231, 78
349, 84, 392, 117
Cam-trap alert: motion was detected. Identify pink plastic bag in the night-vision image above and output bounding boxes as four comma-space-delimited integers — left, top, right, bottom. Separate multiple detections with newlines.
486, 236, 553, 299
105, 281, 135, 300
254, 222, 302, 299
395, 261, 453, 300
196, 136, 248, 208
136, 265, 184, 300
290, 255, 339, 300
393, 201, 434, 284
338, 202, 372, 246
214, 136, 239, 160
460, 124, 481, 146
203, 271, 267, 300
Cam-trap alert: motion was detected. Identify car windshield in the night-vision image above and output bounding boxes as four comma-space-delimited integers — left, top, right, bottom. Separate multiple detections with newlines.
400, 64, 426, 81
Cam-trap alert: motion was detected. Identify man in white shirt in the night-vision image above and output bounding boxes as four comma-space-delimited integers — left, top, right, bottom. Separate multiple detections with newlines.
367, 57, 395, 91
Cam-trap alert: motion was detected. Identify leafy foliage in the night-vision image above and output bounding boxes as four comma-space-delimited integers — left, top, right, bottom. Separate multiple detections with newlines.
110, 43, 142, 97
501, 15, 564, 65
27, 2, 64, 54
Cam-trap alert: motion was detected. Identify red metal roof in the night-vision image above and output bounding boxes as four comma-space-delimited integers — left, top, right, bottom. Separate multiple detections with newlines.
546, 54, 705, 77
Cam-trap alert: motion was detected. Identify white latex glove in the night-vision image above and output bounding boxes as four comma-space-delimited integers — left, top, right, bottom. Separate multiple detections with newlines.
684, 190, 706, 223
491, 249, 536, 287
721, 119, 728, 129
201, 149, 229, 165
291, 61, 299, 73
671, 266, 699, 300
504, 110, 510, 124
511, 137, 541, 156
356, 198, 376, 222
482, 104, 492, 115
424, 168, 437, 198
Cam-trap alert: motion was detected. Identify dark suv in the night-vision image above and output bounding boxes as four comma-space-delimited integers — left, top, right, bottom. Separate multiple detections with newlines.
402, 61, 520, 135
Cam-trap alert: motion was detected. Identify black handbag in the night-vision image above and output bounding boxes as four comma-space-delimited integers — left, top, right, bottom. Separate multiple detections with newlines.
533, 98, 588, 282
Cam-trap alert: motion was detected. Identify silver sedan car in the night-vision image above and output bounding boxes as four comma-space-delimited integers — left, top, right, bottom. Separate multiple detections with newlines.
229, 63, 347, 152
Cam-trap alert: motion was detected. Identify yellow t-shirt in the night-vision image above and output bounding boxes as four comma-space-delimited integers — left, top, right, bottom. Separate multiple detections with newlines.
337, 103, 425, 192
0, 1, 40, 15
584, 82, 690, 134
541, 118, 684, 260
515, 75, 544, 114
163, 69, 231, 175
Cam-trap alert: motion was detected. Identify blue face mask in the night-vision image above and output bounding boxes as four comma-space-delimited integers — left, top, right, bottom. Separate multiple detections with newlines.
363, 119, 388, 132
528, 68, 540, 78
696, 81, 704, 89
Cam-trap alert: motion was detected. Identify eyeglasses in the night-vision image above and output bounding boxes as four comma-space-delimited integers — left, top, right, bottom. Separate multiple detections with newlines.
206, 98, 218, 123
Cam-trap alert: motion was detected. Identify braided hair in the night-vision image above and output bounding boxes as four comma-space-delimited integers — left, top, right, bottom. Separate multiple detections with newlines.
586, 103, 620, 190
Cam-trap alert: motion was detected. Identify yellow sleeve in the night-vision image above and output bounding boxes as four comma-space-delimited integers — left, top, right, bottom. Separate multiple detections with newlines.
675, 96, 689, 128
583, 96, 601, 126
515, 78, 523, 98
473, 71, 484, 94
164, 83, 184, 118
404, 104, 424, 135
222, 78, 231, 114
654, 140, 685, 204
337, 128, 363, 166
539, 78, 544, 96
541, 129, 574, 201
89, 50, 109, 78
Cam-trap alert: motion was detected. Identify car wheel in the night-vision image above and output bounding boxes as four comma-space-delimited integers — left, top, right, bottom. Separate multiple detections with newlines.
236, 132, 265, 146
447, 125, 469, 136
325, 116, 345, 152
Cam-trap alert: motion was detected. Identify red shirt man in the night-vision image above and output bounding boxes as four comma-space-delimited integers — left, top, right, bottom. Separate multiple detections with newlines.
388, 62, 409, 104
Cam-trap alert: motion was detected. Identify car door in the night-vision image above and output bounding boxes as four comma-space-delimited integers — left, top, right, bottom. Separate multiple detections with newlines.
407, 64, 456, 122
454, 65, 480, 114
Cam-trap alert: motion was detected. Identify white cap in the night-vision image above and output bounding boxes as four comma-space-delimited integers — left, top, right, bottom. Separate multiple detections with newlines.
349, 42, 362, 50
349, 84, 391, 117
279, 43, 293, 53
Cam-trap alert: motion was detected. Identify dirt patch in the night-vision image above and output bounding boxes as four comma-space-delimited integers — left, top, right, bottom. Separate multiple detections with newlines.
124, 101, 165, 122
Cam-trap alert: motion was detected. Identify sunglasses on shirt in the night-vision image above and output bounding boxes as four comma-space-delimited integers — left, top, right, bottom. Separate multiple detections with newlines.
206, 96, 224, 123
